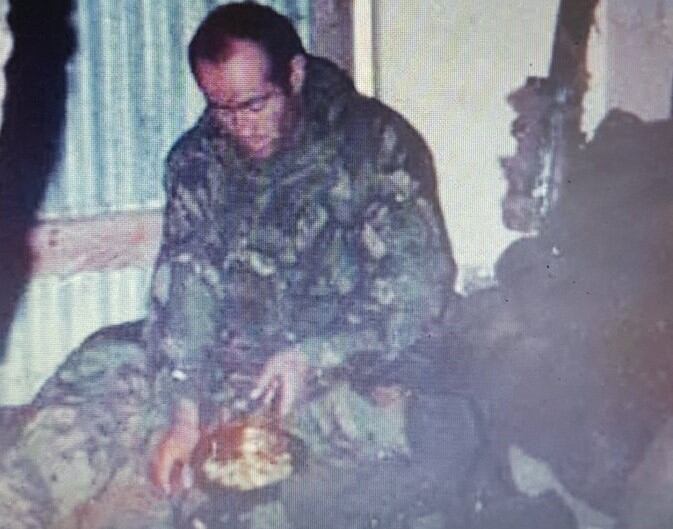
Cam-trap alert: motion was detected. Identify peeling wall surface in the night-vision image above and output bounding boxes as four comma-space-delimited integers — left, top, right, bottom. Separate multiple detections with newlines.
373, 0, 561, 291
372, 0, 673, 290
371, 0, 630, 287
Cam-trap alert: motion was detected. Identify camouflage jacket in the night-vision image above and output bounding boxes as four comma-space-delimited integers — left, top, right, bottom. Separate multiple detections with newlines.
143, 56, 456, 403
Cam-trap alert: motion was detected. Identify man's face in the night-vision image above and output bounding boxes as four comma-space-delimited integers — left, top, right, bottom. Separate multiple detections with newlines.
195, 39, 303, 160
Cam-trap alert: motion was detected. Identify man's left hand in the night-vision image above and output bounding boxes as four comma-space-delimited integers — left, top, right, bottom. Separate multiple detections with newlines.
250, 348, 310, 417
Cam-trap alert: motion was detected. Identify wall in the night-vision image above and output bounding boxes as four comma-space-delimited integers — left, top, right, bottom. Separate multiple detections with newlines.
582, 0, 673, 136
373, 0, 561, 292
605, 0, 673, 121
371, 0, 673, 292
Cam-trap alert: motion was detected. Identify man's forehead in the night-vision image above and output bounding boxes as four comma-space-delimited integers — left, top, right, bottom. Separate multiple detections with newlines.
196, 39, 272, 102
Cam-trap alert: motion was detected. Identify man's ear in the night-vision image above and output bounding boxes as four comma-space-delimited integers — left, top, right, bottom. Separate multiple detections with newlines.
288, 54, 307, 95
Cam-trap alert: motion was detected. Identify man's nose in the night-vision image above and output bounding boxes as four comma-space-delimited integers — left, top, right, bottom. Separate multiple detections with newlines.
230, 111, 256, 136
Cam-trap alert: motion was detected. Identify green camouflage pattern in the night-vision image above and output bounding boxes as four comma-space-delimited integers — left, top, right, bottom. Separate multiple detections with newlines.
0, 322, 175, 529
144, 56, 456, 409
0, 57, 458, 528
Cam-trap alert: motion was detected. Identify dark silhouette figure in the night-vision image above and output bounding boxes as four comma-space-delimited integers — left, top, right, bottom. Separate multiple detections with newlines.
0, 0, 76, 358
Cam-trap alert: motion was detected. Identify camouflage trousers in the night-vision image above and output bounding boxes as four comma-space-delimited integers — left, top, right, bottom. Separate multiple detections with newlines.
0, 322, 480, 529
0, 321, 174, 529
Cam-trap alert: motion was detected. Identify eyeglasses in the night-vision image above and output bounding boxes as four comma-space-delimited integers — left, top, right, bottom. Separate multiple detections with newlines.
208, 89, 283, 128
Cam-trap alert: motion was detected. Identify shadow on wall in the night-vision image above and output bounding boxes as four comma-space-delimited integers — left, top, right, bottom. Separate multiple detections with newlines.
0, 0, 76, 359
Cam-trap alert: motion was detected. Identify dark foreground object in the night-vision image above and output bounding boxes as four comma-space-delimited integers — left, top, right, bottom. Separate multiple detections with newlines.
461, 110, 673, 528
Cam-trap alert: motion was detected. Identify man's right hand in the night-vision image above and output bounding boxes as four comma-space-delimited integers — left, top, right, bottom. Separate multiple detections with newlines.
250, 348, 310, 417
150, 398, 200, 495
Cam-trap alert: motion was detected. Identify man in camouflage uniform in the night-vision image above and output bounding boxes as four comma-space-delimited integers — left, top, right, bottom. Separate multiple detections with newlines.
0, 4, 471, 528
147, 0, 457, 492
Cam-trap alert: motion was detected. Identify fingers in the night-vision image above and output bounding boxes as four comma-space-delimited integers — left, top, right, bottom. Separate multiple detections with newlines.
151, 447, 191, 495
262, 378, 279, 408
278, 370, 299, 417
217, 406, 233, 425
250, 360, 276, 401
251, 375, 282, 416
181, 463, 195, 490
249, 349, 309, 417
251, 360, 290, 416
150, 427, 199, 495
150, 435, 175, 494
174, 398, 199, 427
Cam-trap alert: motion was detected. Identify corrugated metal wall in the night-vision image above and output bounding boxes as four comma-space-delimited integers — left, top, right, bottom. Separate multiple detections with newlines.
1, 269, 152, 404
42, 0, 310, 218
1, 0, 311, 405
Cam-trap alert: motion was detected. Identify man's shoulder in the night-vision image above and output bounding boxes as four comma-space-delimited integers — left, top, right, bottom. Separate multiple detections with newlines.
163, 115, 227, 190
335, 94, 437, 195
341, 95, 428, 153
166, 116, 215, 167
306, 56, 431, 176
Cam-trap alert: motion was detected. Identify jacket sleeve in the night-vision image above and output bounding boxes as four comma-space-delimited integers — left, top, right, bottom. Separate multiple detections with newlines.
297, 113, 457, 377
144, 144, 224, 393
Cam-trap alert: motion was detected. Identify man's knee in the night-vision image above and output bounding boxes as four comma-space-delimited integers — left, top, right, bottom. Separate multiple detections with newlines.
34, 319, 148, 406
0, 320, 160, 527
406, 392, 482, 486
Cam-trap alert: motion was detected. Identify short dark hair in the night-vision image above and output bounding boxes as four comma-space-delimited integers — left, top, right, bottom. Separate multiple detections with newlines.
188, 2, 306, 92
